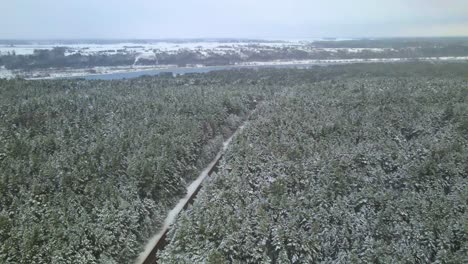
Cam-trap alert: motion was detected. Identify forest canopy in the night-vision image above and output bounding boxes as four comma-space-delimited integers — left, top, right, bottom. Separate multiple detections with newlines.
0, 63, 467, 263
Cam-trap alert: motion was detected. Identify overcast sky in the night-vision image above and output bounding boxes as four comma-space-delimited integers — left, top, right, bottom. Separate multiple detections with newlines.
2, 0, 468, 39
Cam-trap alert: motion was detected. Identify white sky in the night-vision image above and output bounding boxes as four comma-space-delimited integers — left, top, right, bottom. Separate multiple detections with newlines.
1, 0, 468, 39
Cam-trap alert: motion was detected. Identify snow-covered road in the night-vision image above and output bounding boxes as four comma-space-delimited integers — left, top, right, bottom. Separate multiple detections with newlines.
135, 122, 249, 264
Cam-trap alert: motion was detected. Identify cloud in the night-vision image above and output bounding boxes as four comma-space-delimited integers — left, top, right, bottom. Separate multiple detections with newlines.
1, 0, 467, 39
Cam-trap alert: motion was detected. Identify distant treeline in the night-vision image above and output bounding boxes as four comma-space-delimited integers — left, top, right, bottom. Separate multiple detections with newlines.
0, 47, 135, 70
1, 38, 468, 70
312, 37, 468, 48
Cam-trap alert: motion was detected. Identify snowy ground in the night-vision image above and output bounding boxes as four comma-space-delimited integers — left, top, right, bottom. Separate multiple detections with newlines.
18, 65, 178, 80
0, 66, 14, 79
0, 40, 299, 56
0, 39, 390, 57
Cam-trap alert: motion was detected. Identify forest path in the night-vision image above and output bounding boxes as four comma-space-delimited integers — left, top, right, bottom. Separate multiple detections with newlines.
135, 113, 253, 264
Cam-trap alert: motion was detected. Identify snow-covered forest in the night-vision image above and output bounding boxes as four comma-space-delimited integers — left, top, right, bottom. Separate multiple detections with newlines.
0, 62, 467, 263
0, 75, 264, 263
160, 76, 467, 263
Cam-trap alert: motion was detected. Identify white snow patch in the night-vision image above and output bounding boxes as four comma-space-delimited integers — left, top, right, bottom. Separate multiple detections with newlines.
0, 66, 14, 79
23, 65, 177, 80
133, 52, 158, 66
0, 40, 311, 57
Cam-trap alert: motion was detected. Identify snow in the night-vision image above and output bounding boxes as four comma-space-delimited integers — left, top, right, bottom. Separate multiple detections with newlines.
18, 55, 468, 80
2, 39, 466, 80
0, 66, 14, 79
0, 39, 369, 57
133, 53, 158, 66
135, 123, 247, 264
0, 41, 296, 56
318, 48, 394, 53
23, 65, 177, 80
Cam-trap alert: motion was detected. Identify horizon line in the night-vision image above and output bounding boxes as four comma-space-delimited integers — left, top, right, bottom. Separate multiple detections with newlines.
1, 36, 468, 41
